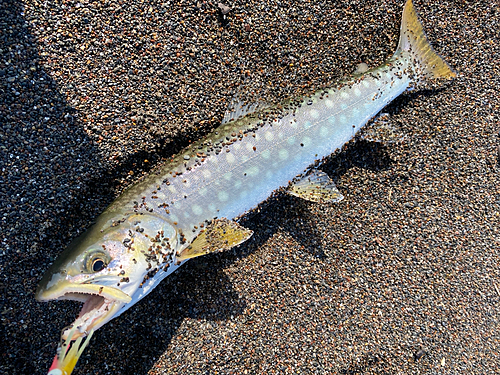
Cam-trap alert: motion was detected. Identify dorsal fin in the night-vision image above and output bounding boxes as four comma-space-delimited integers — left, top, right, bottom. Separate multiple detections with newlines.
360, 113, 405, 144
222, 88, 270, 124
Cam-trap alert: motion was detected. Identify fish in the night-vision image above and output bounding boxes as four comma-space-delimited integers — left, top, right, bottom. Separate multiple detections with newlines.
36, 0, 455, 373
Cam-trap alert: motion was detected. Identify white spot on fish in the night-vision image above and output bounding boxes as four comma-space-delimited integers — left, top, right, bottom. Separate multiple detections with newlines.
168, 185, 177, 194
218, 191, 229, 202
320, 126, 329, 137
198, 187, 207, 196
265, 131, 274, 141
362, 80, 370, 88
192, 205, 203, 216
208, 203, 217, 213
246, 142, 255, 152
234, 179, 242, 189
261, 149, 271, 159
224, 171, 232, 181
325, 99, 333, 108
340, 91, 349, 99
226, 152, 236, 164
279, 149, 289, 160
287, 136, 295, 145
266, 170, 273, 179
341, 103, 348, 110
304, 121, 312, 129
310, 109, 319, 119
233, 143, 241, 151
202, 170, 212, 179
301, 136, 311, 148
209, 155, 219, 165
340, 115, 347, 124
354, 88, 361, 97
328, 116, 335, 125
245, 166, 259, 177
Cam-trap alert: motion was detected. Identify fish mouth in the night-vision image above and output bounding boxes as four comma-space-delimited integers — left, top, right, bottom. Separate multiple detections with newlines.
63, 294, 119, 340
37, 283, 131, 340
36, 279, 132, 303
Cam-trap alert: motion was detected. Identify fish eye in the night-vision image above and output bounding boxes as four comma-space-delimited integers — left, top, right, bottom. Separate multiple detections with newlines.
92, 258, 106, 272
85, 251, 110, 273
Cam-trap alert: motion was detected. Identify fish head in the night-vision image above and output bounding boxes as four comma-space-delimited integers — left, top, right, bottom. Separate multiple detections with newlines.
36, 212, 178, 340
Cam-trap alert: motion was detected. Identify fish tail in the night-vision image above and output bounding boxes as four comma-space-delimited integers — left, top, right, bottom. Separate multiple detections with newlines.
396, 0, 456, 81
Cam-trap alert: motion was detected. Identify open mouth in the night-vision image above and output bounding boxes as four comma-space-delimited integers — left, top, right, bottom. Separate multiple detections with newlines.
60, 293, 115, 340
37, 284, 131, 340
80, 294, 107, 316
59, 292, 109, 315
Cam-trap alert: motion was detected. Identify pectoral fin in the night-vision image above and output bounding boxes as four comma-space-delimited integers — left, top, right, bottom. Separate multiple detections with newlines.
289, 170, 344, 203
177, 218, 253, 261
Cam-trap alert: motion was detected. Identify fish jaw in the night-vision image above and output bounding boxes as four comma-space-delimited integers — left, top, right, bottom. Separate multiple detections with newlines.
36, 277, 133, 340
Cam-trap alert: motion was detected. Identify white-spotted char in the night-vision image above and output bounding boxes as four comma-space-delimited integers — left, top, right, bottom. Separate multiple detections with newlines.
36, 2, 456, 374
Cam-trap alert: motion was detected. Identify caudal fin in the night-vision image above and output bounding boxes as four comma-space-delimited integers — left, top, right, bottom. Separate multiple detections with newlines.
396, 0, 456, 80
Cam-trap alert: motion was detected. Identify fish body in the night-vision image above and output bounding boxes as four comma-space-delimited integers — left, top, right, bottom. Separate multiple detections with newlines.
36, 1, 455, 373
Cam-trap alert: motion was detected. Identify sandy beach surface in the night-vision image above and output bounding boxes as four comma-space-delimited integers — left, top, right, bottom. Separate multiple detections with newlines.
1, 0, 499, 374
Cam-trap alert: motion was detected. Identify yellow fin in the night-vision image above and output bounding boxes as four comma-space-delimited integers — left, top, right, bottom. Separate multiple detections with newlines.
397, 0, 456, 80
177, 218, 253, 261
289, 170, 344, 203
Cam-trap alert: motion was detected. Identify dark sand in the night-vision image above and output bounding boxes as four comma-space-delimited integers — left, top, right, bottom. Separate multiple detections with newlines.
1, 0, 498, 374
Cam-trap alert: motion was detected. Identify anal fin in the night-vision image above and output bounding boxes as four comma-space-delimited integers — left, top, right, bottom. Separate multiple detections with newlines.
177, 218, 253, 261
289, 170, 344, 203
360, 113, 405, 144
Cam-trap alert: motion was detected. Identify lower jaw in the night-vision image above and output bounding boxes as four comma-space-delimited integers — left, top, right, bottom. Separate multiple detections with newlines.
62, 295, 114, 340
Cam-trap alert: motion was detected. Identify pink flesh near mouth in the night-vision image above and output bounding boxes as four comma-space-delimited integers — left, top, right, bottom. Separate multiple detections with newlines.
79, 295, 106, 317
60, 294, 114, 340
